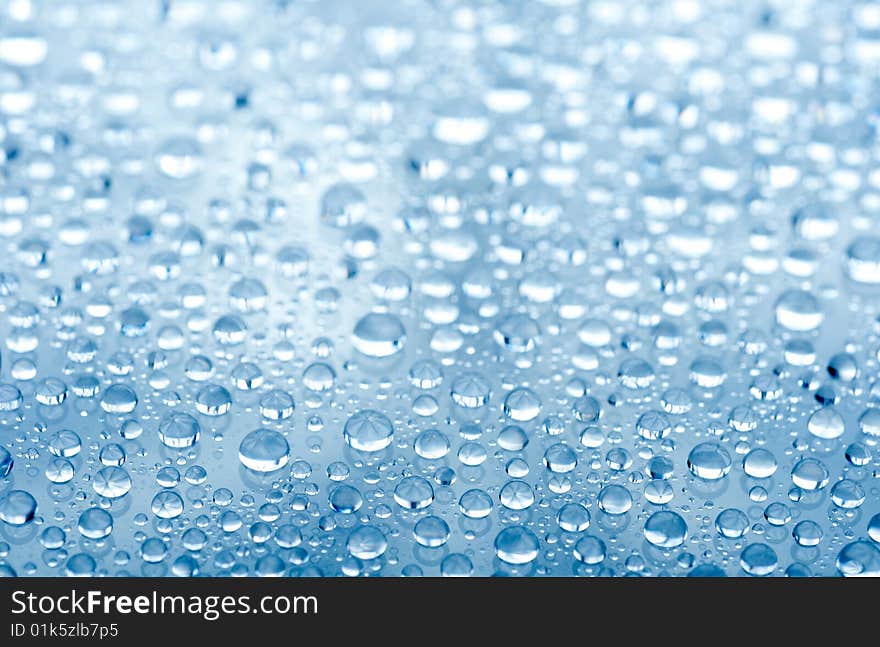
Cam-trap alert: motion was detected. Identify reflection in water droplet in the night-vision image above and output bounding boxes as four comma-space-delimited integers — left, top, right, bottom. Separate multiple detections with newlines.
774, 289, 823, 331
0, 490, 36, 526
687, 443, 732, 480
413, 515, 450, 547
0, 445, 13, 478
644, 511, 688, 548
845, 236, 880, 284
156, 137, 203, 179
100, 383, 138, 413
351, 313, 406, 357
239, 429, 290, 472
343, 410, 394, 452
158, 413, 201, 449
393, 476, 434, 509
836, 541, 880, 577
347, 525, 388, 560
740, 543, 778, 576
494, 526, 540, 565
78, 507, 113, 539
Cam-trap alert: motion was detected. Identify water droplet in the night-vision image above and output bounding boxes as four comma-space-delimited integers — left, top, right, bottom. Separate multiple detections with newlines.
644, 511, 688, 548
351, 313, 406, 357
393, 476, 434, 509
494, 526, 540, 564
239, 429, 290, 472
0, 490, 36, 526
343, 410, 394, 452
687, 443, 732, 480
158, 413, 201, 449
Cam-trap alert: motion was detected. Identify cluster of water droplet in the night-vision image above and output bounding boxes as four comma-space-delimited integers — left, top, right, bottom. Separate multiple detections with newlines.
0, 0, 879, 577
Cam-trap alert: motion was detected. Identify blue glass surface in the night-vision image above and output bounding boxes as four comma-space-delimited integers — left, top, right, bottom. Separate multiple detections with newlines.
0, 0, 879, 577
